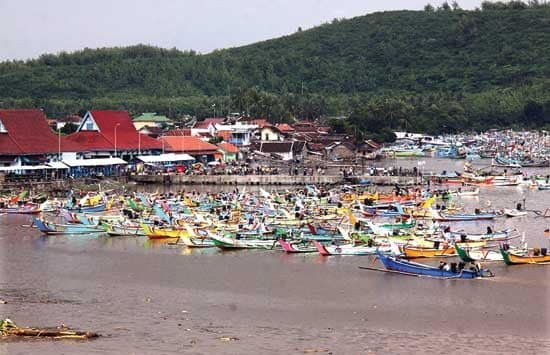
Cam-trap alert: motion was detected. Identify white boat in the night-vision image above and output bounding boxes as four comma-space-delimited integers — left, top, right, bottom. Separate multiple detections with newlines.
503, 209, 528, 217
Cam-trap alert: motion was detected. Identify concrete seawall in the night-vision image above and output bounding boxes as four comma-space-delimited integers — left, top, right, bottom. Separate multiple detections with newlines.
129, 174, 421, 186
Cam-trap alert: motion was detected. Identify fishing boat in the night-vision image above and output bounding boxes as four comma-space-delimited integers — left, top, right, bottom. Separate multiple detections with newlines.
102, 222, 146, 237
141, 224, 186, 239
278, 239, 317, 253
0, 205, 42, 214
374, 252, 492, 279
430, 209, 497, 222
402, 244, 457, 258
208, 231, 277, 249
503, 209, 528, 217
455, 245, 503, 262
500, 247, 550, 265
313, 240, 388, 256
32, 218, 105, 235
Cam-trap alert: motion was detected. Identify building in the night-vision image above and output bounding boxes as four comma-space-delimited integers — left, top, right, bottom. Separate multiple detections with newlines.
0, 109, 82, 167
253, 141, 305, 161
133, 112, 172, 130
325, 142, 356, 161
159, 136, 220, 162
66, 110, 162, 159
259, 125, 283, 141
214, 122, 258, 146
217, 142, 239, 162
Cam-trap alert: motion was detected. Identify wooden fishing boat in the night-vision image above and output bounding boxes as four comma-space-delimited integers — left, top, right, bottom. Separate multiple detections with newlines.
374, 252, 492, 279
503, 209, 528, 217
446, 229, 514, 242
403, 245, 456, 258
32, 218, 104, 235
430, 209, 496, 221
141, 224, 186, 239
278, 239, 317, 253
0, 204, 41, 214
313, 240, 389, 256
500, 248, 550, 265
102, 222, 146, 237
208, 231, 277, 249
455, 245, 503, 262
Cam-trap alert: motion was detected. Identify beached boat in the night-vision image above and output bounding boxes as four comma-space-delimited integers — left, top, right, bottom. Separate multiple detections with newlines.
500, 248, 550, 265
374, 252, 492, 279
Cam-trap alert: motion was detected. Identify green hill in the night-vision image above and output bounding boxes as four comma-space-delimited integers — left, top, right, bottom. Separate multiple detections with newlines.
1, 3, 549, 137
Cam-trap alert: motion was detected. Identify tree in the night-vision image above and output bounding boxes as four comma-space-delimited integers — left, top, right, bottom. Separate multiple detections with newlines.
60, 122, 78, 135
424, 4, 435, 11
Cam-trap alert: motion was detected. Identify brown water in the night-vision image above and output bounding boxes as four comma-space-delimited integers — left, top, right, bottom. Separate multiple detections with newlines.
1, 159, 549, 354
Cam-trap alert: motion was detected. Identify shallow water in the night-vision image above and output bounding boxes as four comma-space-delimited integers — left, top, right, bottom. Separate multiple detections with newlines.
1, 159, 549, 354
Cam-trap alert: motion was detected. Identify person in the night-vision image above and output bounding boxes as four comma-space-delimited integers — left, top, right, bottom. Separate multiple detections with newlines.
443, 263, 451, 272
438, 261, 446, 270
487, 226, 493, 234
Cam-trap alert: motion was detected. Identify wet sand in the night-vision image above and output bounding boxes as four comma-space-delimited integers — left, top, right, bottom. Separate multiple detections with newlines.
1, 179, 550, 354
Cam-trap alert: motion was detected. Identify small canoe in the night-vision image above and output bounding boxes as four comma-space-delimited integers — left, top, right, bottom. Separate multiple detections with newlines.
375, 252, 492, 279
503, 209, 528, 217
32, 218, 104, 235
455, 245, 503, 262
312, 240, 387, 256
500, 248, 550, 265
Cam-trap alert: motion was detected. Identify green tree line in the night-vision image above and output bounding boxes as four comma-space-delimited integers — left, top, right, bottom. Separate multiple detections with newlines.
0, 2, 549, 141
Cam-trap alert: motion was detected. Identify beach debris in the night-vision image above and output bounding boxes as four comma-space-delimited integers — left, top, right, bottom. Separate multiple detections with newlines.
219, 336, 239, 341
1, 318, 99, 339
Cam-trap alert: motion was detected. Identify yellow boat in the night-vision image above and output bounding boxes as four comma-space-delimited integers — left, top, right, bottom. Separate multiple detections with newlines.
501, 248, 550, 265
403, 245, 457, 258
141, 224, 187, 239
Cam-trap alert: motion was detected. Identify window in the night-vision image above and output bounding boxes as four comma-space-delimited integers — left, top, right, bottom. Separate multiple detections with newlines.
86, 122, 94, 130
0, 120, 6, 133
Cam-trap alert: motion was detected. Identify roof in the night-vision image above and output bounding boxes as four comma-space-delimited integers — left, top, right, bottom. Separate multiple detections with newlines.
0, 109, 83, 155
62, 157, 128, 167
133, 112, 171, 123
164, 128, 191, 136
67, 110, 162, 151
137, 153, 195, 163
260, 125, 282, 134
159, 136, 219, 154
276, 123, 295, 132
194, 118, 225, 129
217, 142, 239, 154
254, 141, 305, 154
216, 130, 232, 142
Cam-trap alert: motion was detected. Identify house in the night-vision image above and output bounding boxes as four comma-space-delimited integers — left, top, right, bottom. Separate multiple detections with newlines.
158, 136, 219, 162
275, 123, 295, 135
214, 122, 258, 146
133, 112, 172, 130
0, 109, 82, 167
66, 110, 162, 159
253, 141, 305, 161
325, 142, 356, 161
138, 126, 164, 138
259, 125, 283, 141
217, 142, 239, 162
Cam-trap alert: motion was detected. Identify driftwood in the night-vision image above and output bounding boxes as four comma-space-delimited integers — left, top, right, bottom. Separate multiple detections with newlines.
1, 319, 99, 339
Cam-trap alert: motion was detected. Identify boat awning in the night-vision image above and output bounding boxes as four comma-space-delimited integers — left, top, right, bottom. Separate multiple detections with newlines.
137, 153, 195, 163
0, 165, 52, 172
62, 158, 128, 167
46, 161, 70, 169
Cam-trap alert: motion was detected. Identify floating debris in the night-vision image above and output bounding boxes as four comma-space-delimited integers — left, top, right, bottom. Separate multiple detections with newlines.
0, 319, 99, 340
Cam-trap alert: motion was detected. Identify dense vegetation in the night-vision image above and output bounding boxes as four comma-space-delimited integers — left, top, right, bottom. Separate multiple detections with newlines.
0, 1, 549, 140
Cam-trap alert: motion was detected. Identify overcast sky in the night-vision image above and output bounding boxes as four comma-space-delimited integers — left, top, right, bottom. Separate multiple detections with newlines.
0, 0, 482, 61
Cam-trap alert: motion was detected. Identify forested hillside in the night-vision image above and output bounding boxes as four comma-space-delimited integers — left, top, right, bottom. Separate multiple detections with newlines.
0, 2, 549, 139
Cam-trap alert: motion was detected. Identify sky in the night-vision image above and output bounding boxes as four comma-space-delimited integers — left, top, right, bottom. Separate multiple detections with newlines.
0, 0, 483, 61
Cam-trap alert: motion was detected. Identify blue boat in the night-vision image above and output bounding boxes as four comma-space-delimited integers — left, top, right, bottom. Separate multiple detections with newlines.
32, 218, 105, 235
375, 252, 492, 279
68, 203, 107, 213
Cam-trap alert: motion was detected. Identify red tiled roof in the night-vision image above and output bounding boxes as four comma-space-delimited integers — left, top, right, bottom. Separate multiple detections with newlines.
194, 118, 225, 129
164, 128, 191, 136
276, 123, 295, 132
217, 142, 239, 153
159, 136, 219, 154
0, 109, 82, 155
66, 110, 162, 151
216, 130, 232, 142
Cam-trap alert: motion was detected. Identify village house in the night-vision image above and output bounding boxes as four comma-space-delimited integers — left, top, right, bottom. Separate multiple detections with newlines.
132, 112, 172, 130
217, 142, 239, 162
253, 141, 305, 161
259, 125, 283, 141
0, 109, 82, 167
66, 110, 162, 159
158, 136, 220, 162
